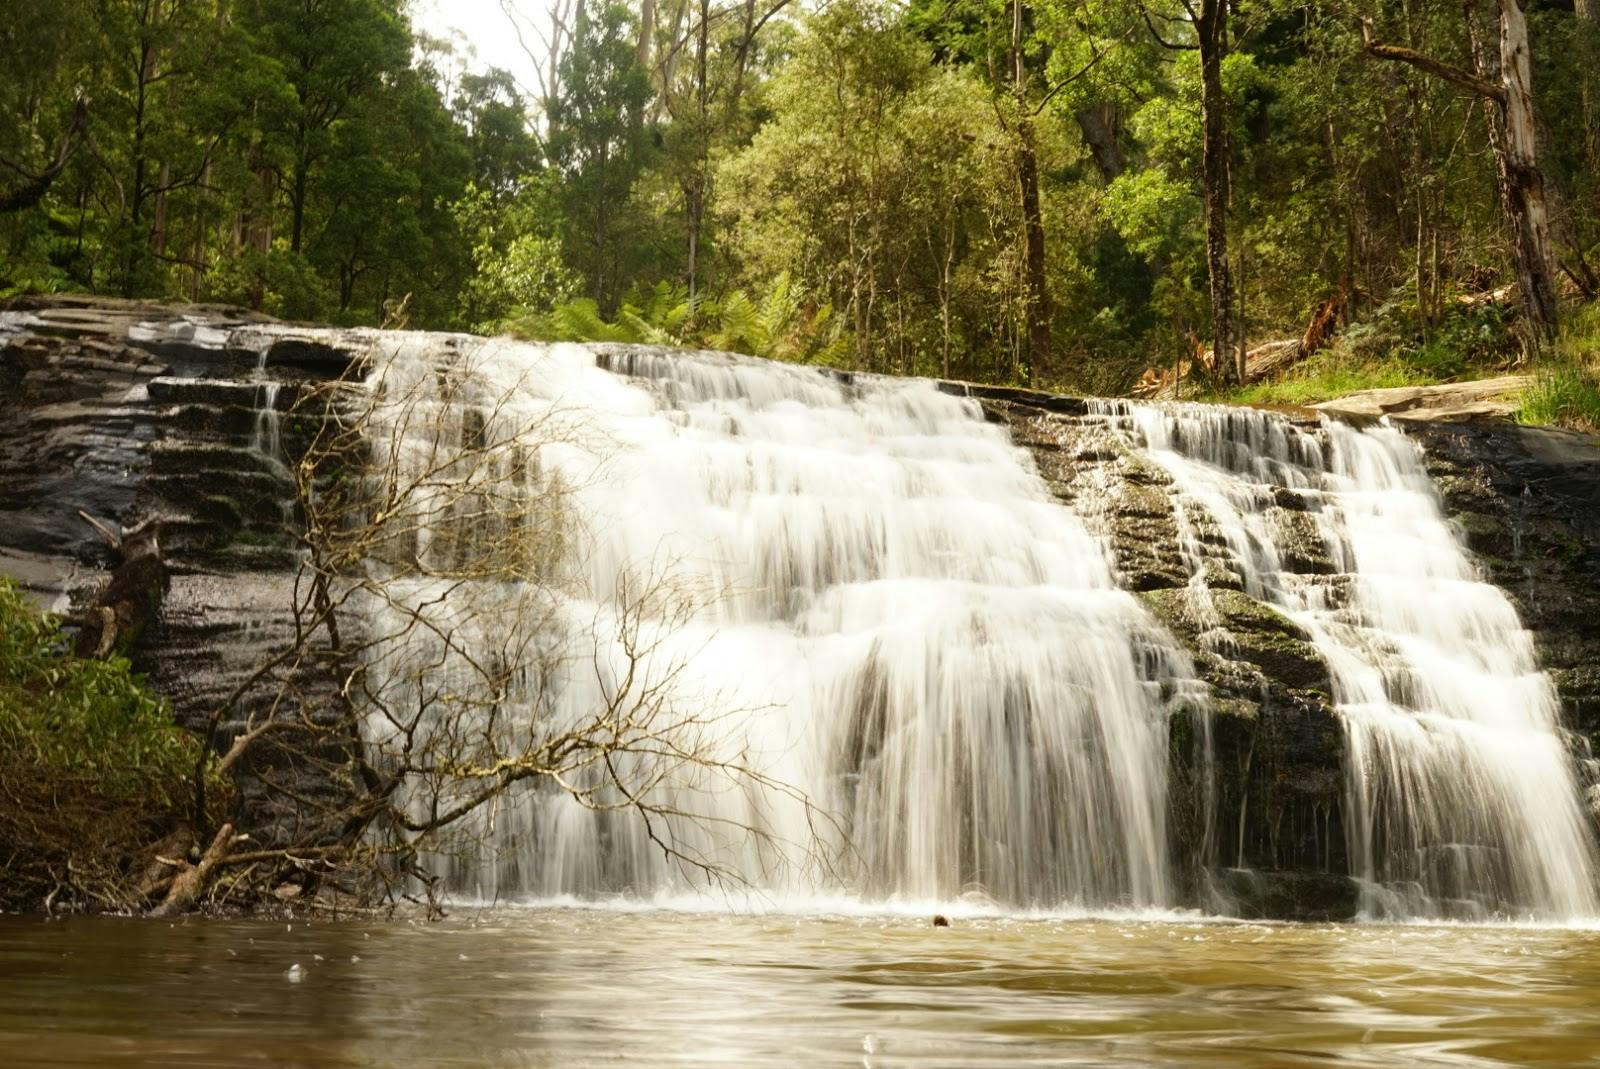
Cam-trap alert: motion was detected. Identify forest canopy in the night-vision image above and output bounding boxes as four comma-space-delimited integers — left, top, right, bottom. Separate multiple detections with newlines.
3, 0, 1598, 397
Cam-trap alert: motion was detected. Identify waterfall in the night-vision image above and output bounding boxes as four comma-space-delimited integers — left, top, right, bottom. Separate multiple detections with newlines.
354, 337, 1193, 909
336, 330, 1595, 920
1092, 402, 1599, 921
251, 381, 283, 461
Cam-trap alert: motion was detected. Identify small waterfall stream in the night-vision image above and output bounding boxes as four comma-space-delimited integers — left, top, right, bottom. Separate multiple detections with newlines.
1090, 402, 1599, 920
341, 333, 1596, 919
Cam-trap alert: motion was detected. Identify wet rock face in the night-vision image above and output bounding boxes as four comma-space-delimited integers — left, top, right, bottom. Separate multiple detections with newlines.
995, 401, 1351, 917
5, 299, 1595, 918
0, 297, 363, 847
1410, 423, 1600, 754
989, 394, 1600, 920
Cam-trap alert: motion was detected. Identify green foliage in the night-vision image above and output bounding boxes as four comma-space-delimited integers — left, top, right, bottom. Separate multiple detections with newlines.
0, 579, 202, 807
1211, 294, 1525, 407
514, 273, 850, 364
718, 2, 1026, 379
1517, 305, 1600, 433
1221, 351, 1437, 408
547, 0, 656, 313
453, 180, 577, 332
3, 0, 1599, 398
1516, 367, 1600, 434
0, 578, 218, 910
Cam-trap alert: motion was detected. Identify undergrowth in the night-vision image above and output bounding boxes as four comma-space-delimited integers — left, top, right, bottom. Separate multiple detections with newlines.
0, 578, 218, 911
505, 273, 853, 366
1516, 304, 1600, 433
1207, 293, 1523, 407
1218, 352, 1438, 407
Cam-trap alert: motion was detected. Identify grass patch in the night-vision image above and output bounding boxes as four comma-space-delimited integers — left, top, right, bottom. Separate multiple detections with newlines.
1198, 295, 1517, 407
1225, 356, 1438, 407
0, 578, 219, 911
1516, 366, 1600, 433
1515, 304, 1600, 433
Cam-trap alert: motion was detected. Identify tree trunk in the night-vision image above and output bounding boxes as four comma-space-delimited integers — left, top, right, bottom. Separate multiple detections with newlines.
0, 96, 89, 214
1074, 101, 1126, 182
1012, 0, 1050, 384
290, 151, 309, 255
149, 823, 242, 918
1367, 4, 1560, 346
1196, 0, 1238, 384
685, 0, 710, 307
638, 0, 655, 69
153, 162, 172, 259
72, 514, 167, 660
1580, 0, 1600, 293
1484, 0, 1559, 346
1016, 130, 1051, 384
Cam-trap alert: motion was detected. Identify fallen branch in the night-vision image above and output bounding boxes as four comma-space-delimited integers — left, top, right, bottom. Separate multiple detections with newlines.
72, 512, 168, 659
149, 823, 246, 918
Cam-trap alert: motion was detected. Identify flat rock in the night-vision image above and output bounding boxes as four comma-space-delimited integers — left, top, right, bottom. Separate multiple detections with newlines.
1311, 375, 1528, 423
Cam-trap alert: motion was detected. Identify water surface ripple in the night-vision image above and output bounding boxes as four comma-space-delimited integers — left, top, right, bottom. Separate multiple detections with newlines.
3, 910, 1598, 1067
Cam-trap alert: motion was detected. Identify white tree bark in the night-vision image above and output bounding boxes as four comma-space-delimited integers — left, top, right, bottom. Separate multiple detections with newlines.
1497, 0, 1559, 344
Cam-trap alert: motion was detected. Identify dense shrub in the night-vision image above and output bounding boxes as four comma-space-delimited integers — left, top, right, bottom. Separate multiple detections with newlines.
0, 578, 213, 911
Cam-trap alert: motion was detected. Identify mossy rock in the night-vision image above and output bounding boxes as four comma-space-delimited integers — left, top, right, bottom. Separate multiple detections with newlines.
1271, 510, 1334, 576
1116, 482, 1174, 520
1200, 559, 1245, 591
1450, 510, 1513, 556
1211, 697, 1262, 723
1120, 453, 1173, 488
1142, 587, 1331, 693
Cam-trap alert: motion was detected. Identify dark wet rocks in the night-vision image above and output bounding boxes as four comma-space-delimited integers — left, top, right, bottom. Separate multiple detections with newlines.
0, 298, 342, 848
998, 399, 1600, 917
1140, 588, 1331, 694
992, 402, 1353, 918
6, 299, 1598, 917
1409, 422, 1600, 754
1212, 868, 1358, 923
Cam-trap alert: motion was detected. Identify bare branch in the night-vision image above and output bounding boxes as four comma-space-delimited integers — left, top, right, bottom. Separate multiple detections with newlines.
1359, 19, 1506, 102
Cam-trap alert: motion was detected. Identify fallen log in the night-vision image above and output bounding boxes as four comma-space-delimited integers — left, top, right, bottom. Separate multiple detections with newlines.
72, 512, 168, 658
149, 823, 247, 918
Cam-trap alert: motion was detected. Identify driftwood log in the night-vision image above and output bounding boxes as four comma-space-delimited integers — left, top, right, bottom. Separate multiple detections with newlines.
148, 823, 247, 918
73, 511, 168, 659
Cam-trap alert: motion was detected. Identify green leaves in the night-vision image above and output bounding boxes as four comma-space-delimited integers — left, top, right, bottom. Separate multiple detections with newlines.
517, 271, 849, 365
0, 578, 205, 809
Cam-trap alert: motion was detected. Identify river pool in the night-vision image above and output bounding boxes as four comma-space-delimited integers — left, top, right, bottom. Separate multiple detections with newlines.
2, 907, 1598, 1067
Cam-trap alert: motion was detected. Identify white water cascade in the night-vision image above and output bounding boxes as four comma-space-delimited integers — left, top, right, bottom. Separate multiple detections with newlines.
1092, 402, 1600, 921
343, 330, 1597, 920
354, 336, 1196, 910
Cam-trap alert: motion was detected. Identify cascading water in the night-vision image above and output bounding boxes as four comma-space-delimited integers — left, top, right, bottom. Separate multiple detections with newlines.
354, 336, 1196, 910
248, 349, 285, 465
337, 327, 1596, 920
1090, 401, 1600, 921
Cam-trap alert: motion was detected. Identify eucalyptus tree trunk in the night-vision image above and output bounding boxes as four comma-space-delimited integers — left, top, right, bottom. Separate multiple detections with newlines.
1012, 0, 1050, 385
1074, 102, 1126, 182
1484, 0, 1559, 345
638, 0, 655, 68
1195, 0, 1238, 384
685, 0, 710, 307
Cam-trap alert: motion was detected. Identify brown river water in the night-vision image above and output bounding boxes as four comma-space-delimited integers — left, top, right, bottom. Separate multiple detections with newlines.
2, 907, 1598, 1068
